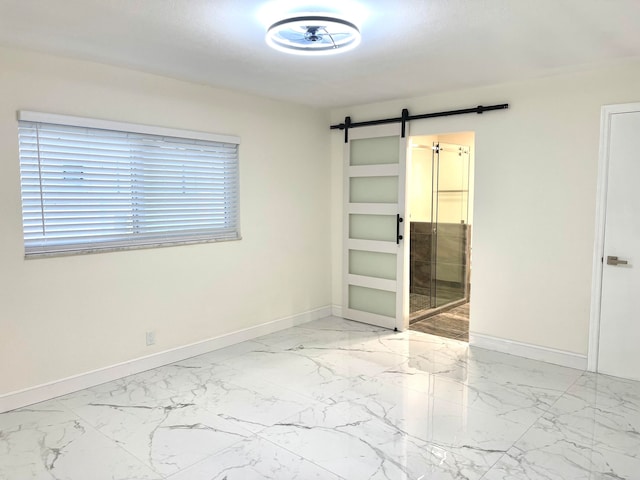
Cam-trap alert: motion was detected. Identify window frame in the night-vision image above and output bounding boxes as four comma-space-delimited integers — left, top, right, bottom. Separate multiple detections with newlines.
17, 111, 241, 258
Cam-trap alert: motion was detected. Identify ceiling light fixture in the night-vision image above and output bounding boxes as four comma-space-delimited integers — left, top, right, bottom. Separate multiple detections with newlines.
266, 15, 361, 55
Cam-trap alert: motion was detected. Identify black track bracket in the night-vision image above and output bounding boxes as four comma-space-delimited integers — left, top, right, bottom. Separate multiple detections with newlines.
401, 108, 409, 138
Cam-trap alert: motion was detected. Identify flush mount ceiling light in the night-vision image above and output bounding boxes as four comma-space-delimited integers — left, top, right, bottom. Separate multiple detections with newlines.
266, 15, 361, 55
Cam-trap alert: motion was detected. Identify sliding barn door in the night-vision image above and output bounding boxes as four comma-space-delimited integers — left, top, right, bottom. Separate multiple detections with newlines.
342, 125, 408, 330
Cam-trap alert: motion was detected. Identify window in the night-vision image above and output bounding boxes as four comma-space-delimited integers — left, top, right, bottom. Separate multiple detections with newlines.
17, 111, 240, 257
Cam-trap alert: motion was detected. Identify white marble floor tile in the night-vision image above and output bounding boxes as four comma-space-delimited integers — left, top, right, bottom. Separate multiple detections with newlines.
0, 399, 64, 431
55, 370, 179, 411
218, 349, 355, 395
565, 371, 640, 414
462, 347, 583, 392
177, 374, 320, 433
539, 377, 640, 460
62, 396, 253, 477
395, 346, 583, 409
401, 370, 561, 422
174, 340, 269, 367
373, 364, 544, 426
379, 330, 465, 359
395, 346, 470, 381
253, 324, 420, 368
329, 389, 533, 455
58, 367, 316, 475
258, 402, 498, 480
252, 324, 383, 354
0, 402, 161, 480
300, 316, 389, 333
315, 348, 408, 378
218, 347, 405, 404
373, 363, 437, 396
57, 362, 237, 413
165, 436, 344, 480
332, 371, 546, 437
3, 316, 640, 480
483, 422, 640, 480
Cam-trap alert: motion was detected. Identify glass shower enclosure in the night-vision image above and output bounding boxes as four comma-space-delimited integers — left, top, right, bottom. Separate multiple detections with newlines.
410, 142, 471, 317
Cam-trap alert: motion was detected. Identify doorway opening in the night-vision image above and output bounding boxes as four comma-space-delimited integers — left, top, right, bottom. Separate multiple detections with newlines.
408, 132, 474, 341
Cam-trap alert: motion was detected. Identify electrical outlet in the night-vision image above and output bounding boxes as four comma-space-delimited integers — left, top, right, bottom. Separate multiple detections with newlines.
145, 331, 156, 346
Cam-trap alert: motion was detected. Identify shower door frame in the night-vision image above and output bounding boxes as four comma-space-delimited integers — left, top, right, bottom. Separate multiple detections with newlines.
429, 142, 471, 310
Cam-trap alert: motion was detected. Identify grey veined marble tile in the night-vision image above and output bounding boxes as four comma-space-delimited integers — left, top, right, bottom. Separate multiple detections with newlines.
56, 365, 316, 476
0, 401, 162, 480
217, 345, 407, 404
60, 395, 253, 477
258, 401, 500, 480
166, 436, 344, 480
3, 316, 640, 480
483, 421, 640, 480
539, 372, 640, 460
300, 315, 390, 333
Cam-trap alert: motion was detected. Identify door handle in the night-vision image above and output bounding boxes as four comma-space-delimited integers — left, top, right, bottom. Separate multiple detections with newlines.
607, 255, 629, 266
396, 214, 404, 244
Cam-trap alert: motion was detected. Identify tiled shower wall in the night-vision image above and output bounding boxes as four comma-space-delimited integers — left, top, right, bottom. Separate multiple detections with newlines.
410, 222, 470, 298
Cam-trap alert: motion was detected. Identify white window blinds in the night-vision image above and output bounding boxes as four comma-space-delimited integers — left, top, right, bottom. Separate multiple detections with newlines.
18, 113, 240, 256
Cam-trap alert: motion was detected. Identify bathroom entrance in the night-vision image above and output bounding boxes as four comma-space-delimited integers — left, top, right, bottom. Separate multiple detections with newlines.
408, 132, 474, 341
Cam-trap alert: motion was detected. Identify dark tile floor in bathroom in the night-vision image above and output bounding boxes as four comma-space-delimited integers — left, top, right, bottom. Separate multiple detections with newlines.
410, 302, 469, 342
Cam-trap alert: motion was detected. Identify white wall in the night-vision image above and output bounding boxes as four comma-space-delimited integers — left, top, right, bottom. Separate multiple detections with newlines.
0, 46, 331, 396
331, 60, 640, 355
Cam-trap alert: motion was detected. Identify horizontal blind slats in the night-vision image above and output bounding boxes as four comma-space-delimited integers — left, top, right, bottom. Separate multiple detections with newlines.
18, 119, 240, 256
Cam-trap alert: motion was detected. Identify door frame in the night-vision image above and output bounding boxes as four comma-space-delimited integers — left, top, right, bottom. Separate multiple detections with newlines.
588, 102, 640, 372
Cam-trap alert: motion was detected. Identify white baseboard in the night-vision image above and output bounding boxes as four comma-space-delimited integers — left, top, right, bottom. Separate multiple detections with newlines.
469, 332, 588, 370
331, 304, 344, 317
0, 306, 331, 414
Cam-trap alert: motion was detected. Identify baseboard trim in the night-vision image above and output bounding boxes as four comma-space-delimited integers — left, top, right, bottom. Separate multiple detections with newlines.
469, 332, 588, 370
331, 305, 343, 317
0, 306, 331, 414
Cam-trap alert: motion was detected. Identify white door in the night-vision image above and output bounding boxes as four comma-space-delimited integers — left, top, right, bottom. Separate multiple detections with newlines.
596, 105, 640, 381
342, 124, 409, 330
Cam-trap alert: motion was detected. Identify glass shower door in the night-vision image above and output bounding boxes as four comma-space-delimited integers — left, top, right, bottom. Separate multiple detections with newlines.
431, 143, 470, 308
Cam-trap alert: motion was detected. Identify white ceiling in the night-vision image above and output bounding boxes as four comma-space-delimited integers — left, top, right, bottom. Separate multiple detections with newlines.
1, 0, 639, 108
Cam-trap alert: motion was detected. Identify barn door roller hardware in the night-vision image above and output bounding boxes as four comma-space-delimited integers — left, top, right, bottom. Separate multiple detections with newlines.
331, 103, 509, 143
